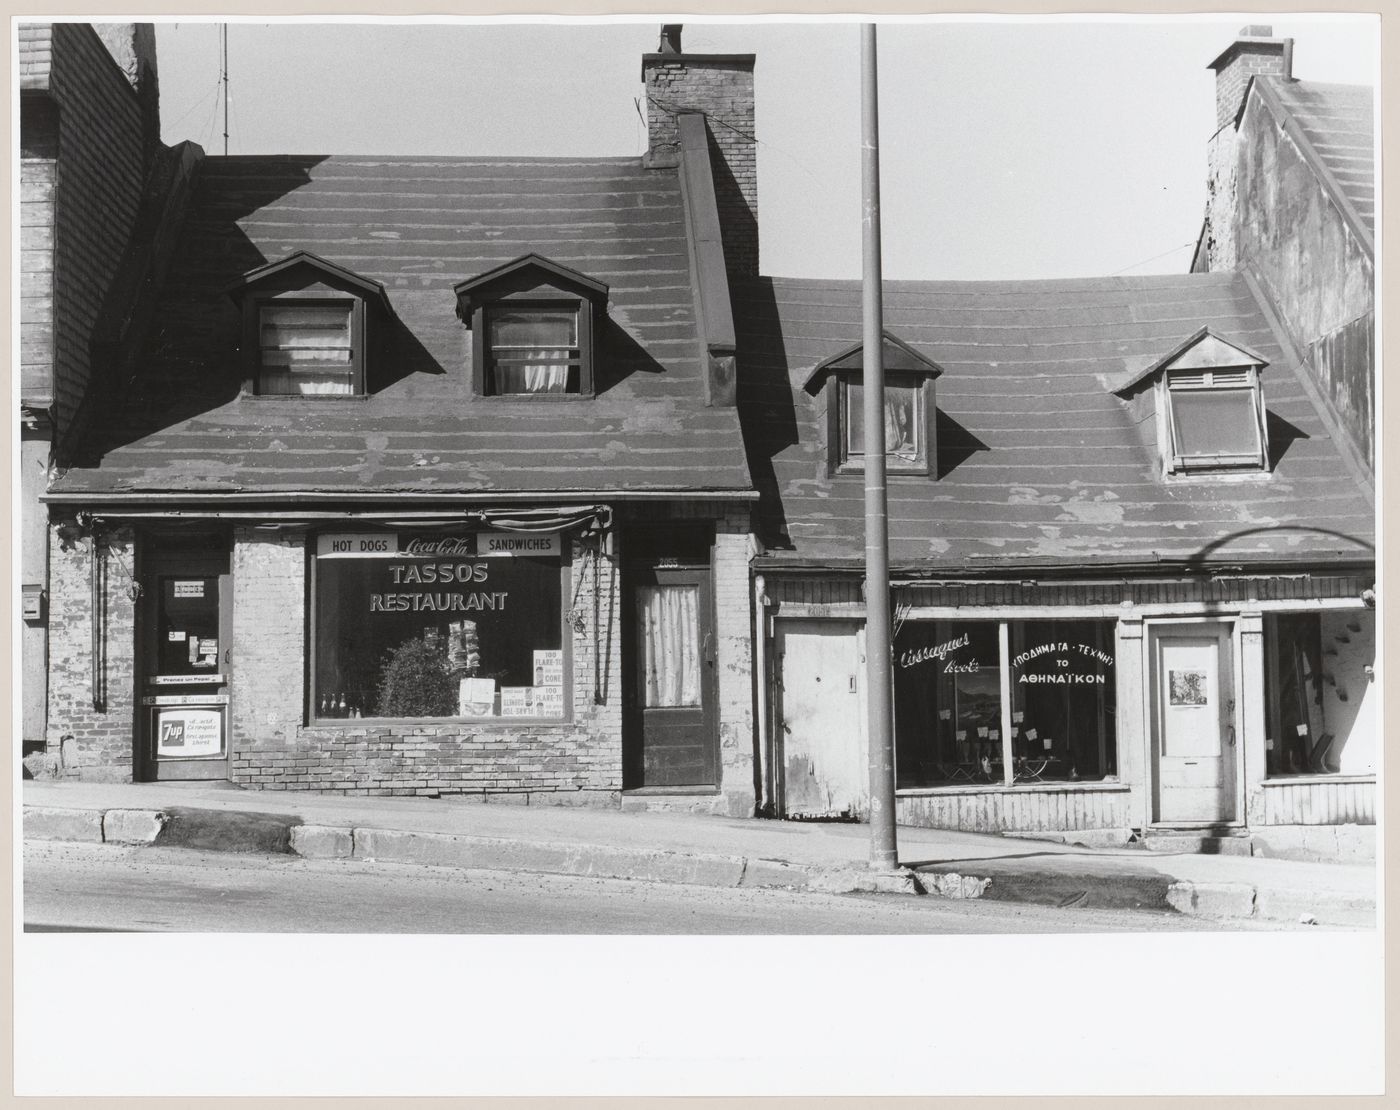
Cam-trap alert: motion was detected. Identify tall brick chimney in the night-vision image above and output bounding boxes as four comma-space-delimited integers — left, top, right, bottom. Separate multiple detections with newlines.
641, 25, 758, 278
1207, 25, 1293, 130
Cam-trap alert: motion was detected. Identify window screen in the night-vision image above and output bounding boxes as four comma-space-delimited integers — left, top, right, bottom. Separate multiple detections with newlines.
844, 377, 924, 467
1170, 387, 1260, 461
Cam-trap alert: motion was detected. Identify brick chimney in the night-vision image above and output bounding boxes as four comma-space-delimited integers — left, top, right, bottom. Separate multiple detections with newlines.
1207, 25, 1293, 130
641, 25, 758, 278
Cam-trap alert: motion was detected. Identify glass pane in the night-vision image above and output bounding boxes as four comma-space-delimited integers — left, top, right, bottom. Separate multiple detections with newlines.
1009, 620, 1116, 782
845, 380, 922, 463
260, 304, 353, 395
1171, 389, 1259, 458
1266, 613, 1325, 776
489, 310, 577, 349
894, 621, 1002, 787
638, 585, 700, 708
314, 540, 563, 720
154, 576, 220, 676
494, 361, 571, 395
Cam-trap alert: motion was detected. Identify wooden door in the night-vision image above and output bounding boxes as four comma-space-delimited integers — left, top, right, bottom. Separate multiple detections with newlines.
1151, 623, 1236, 824
776, 620, 867, 819
624, 564, 717, 788
138, 542, 233, 781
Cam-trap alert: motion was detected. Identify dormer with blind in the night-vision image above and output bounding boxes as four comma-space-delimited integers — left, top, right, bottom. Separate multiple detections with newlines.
1110, 327, 1270, 477
228, 251, 393, 398
454, 254, 609, 399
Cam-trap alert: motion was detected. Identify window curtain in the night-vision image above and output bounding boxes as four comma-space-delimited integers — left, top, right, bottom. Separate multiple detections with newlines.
496, 352, 569, 394
639, 585, 700, 708
260, 304, 353, 395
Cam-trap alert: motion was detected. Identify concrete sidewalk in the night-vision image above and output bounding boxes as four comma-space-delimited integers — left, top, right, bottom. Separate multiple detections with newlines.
21, 780, 1377, 926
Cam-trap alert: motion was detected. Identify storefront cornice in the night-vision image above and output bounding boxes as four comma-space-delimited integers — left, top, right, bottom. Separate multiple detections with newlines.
751, 554, 1374, 578
43, 488, 760, 511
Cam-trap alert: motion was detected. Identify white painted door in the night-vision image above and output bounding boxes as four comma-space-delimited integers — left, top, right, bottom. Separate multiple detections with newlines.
776, 620, 867, 819
1151, 623, 1236, 824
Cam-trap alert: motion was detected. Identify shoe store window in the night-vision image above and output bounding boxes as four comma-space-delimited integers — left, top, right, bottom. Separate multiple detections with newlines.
894, 618, 1117, 789
310, 531, 567, 723
1264, 610, 1376, 776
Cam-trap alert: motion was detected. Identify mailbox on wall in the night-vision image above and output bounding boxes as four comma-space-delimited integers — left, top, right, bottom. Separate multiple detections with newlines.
21, 584, 46, 623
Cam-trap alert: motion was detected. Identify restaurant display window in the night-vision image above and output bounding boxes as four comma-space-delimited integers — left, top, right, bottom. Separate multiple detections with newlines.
894, 618, 1116, 788
312, 531, 566, 722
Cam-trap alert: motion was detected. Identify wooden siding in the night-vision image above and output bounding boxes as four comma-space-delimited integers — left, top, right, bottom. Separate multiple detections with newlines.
767, 574, 1367, 609
1260, 777, 1375, 825
736, 271, 1373, 570
897, 786, 1132, 833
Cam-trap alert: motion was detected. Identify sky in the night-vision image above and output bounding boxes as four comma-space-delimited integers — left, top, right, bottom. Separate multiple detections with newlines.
153, 16, 1378, 283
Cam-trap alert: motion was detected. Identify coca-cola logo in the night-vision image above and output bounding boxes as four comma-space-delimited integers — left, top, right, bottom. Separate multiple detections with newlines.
401, 536, 475, 557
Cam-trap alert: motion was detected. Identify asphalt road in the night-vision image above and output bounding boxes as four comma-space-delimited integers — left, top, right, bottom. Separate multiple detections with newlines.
23, 840, 1285, 933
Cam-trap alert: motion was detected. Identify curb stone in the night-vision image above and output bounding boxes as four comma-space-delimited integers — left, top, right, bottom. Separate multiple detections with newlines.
23, 806, 104, 843
103, 808, 167, 844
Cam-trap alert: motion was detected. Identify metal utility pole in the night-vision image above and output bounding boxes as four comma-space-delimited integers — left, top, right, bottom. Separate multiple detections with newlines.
221, 25, 229, 155
861, 23, 898, 870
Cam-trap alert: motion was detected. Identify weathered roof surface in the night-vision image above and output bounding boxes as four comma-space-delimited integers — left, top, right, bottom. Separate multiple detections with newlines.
51, 155, 753, 501
736, 272, 1374, 571
1260, 78, 1374, 238
18, 23, 52, 90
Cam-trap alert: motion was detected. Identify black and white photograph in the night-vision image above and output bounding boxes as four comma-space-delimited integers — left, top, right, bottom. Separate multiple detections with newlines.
13, 9, 1383, 1098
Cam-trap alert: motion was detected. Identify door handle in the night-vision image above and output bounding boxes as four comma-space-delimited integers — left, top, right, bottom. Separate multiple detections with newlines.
702, 631, 714, 664
223, 648, 231, 664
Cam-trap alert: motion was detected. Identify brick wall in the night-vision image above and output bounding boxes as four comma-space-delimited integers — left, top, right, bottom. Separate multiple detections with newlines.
713, 509, 758, 816
1213, 43, 1288, 129
45, 22, 152, 448
644, 54, 758, 279
230, 532, 625, 801
45, 520, 138, 780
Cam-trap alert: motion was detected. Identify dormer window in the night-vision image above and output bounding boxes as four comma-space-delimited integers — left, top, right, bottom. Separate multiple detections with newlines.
1109, 327, 1270, 477
455, 254, 608, 399
486, 305, 581, 395
1165, 365, 1266, 471
229, 251, 392, 398
258, 300, 357, 395
804, 331, 944, 476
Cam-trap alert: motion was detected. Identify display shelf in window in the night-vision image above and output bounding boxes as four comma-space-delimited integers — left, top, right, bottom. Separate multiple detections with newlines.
802, 330, 944, 476
454, 253, 609, 398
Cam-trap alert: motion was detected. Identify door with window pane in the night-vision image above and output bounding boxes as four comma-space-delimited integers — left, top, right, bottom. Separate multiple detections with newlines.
625, 565, 717, 789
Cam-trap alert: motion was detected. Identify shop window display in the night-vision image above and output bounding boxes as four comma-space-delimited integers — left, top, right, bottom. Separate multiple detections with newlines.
894, 618, 1116, 788
312, 532, 565, 721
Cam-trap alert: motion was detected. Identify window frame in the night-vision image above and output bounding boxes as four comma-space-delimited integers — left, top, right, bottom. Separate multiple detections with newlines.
472, 298, 593, 399
305, 529, 574, 727
1160, 365, 1268, 475
243, 290, 366, 399
826, 371, 936, 476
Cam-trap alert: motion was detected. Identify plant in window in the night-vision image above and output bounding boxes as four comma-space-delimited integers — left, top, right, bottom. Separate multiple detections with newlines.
375, 634, 458, 718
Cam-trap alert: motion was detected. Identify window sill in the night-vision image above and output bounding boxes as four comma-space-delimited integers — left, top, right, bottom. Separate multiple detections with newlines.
473, 392, 593, 402
1261, 773, 1375, 786
897, 780, 1129, 796
835, 463, 930, 477
305, 715, 572, 730
240, 392, 367, 402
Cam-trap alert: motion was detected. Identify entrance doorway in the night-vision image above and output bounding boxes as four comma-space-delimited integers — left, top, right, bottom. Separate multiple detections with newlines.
775, 620, 867, 819
138, 537, 232, 781
1150, 622, 1237, 824
622, 526, 717, 790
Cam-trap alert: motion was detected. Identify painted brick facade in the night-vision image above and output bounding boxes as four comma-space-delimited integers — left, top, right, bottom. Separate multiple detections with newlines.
643, 53, 758, 279
44, 520, 138, 781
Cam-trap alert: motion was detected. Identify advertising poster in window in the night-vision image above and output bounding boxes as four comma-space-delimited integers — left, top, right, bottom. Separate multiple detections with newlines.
154, 707, 224, 758
314, 533, 563, 721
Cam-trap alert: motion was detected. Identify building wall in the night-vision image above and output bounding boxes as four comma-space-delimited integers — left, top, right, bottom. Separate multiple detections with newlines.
20, 426, 52, 752
44, 520, 138, 781
45, 22, 152, 448
1235, 92, 1373, 470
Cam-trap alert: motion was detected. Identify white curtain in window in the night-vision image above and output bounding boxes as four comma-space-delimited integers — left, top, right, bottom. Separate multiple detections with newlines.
496, 351, 569, 394
260, 304, 353, 395
639, 585, 700, 708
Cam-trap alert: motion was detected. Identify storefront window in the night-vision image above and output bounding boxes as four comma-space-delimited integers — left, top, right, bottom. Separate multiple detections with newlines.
1264, 610, 1375, 777
312, 531, 565, 721
894, 618, 1116, 788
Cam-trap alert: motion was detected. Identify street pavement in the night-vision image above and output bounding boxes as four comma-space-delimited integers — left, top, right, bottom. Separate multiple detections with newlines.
22, 780, 1378, 927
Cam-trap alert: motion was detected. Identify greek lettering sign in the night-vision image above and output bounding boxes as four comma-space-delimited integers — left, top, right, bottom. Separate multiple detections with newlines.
1013, 640, 1114, 684
155, 707, 223, 758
